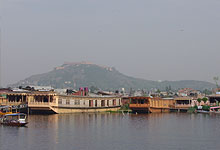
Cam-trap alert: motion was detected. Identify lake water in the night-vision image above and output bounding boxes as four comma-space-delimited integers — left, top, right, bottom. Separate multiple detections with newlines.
1, 113, 220, 150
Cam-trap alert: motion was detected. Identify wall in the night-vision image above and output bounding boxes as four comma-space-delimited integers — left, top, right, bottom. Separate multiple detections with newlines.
150, 98, 174, 109
56, 95, 121, 109
53, 107, 120, 113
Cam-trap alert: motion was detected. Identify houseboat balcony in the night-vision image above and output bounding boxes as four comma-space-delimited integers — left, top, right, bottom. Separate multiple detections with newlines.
129, 104, 150, 108
28, 102, 57, 107
0, 100, 27, 106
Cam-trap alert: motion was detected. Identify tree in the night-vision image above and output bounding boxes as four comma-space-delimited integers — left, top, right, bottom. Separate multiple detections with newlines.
90, 86, 99, 93
213, 76, 220, 90
202, 97, 208, 104
166, 86, 169, 93
156, 89, 161, 93
203, 89, 212, 95
202, 105, 210, 111
197, 98, 202, 103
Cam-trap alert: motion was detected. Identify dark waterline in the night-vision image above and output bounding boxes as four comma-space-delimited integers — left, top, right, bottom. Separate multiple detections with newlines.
1, 113, 220, 150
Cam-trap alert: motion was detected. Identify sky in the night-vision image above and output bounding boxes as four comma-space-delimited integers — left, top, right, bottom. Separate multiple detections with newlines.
0, 0, 220, 86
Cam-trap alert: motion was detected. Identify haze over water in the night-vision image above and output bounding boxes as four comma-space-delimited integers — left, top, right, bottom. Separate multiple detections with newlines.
1, 113, 220, 150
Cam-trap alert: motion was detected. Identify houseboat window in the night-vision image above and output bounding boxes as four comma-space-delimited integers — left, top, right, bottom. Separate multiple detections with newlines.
62, 99, 66, 105
132, 99, 137, 104
1, 109, 6, 113
58, 99, 62, 104
12, 116, 18, 120
66, 100, 70, 105
89, 100, 93, 107
140, 99, 145, 104
113, 99, 116, 106
107, 100, 109, 106
95, 100, 97, 107
43, 97, 49, 103
20, 115, 26, 119
101, 100, 105, 107
70, 100, 74, 105
74, 100, 80, 105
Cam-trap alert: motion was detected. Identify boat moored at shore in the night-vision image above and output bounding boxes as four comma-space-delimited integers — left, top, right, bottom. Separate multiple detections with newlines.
0, 113, 28, 127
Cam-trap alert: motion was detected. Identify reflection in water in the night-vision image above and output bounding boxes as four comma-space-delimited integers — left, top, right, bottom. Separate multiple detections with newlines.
1, 113, 220, 150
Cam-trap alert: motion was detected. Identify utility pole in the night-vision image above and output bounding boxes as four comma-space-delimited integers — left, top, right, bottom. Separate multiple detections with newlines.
213, 77, 219, 92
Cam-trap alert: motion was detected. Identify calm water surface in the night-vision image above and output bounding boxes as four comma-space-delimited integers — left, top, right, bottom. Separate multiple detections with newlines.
1, 113, 220, 150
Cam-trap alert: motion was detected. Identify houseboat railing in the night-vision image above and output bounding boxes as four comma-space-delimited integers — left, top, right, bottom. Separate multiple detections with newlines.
129, 104, 150, 108
0, 101, 27, 106
28, 101, 57, 107
169, 104, 191, 108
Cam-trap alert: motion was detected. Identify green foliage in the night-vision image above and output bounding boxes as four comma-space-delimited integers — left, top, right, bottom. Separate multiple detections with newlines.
202, 97, 208, 103
188, 107, 196, 113
213, 76, 219, 89
193, 105, 198, 109
156, 89, 161, 93
203, 89, 212, 95
120, 104, 130, 110
202, 105, 210, 111
216, 101, 219, 106
197, 98, 202, 103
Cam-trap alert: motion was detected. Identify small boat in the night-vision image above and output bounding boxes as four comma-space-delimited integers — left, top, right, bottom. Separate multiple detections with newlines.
0, 106, 14, 116
197, 110, 210, 114
0, 113, 28, 127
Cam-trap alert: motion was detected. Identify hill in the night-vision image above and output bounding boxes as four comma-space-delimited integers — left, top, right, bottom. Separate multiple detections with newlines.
9, 62, 215, 91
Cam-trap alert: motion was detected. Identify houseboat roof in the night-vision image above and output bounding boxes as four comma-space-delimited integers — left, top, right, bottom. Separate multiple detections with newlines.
174, 97, 193, 100
1, 91, 56, 96
207, 94, 220, 98
58, 94, 121, 98
0, 106, 12, 109
4, 113, 26, 116
210, 106, 220, 109
129, 96, 151, 99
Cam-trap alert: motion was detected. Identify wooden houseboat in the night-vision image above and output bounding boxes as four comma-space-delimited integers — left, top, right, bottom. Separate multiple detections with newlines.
129, 97, 151, 113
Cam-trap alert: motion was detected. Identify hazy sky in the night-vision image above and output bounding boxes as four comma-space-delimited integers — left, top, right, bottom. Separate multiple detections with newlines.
0, 0, 220, 86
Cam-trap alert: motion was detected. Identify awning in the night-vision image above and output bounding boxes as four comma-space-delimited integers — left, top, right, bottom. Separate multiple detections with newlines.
210, 106, 220, 109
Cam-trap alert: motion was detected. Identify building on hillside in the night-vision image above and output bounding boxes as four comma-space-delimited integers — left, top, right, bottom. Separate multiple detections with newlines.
212, 88, 220, 94
177, 88, 201, 97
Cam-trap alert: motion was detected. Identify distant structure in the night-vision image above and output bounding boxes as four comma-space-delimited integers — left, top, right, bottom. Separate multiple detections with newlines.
55, 61, 113, 72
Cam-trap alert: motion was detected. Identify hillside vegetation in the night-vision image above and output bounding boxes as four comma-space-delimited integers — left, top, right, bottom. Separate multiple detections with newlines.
10, 62, 215, 91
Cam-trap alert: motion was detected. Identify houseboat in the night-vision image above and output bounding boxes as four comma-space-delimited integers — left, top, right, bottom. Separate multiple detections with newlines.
129, 96, 175, 113
0, 113, 28, 127
0, 88, 122, 114
129, 97, 151, 113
